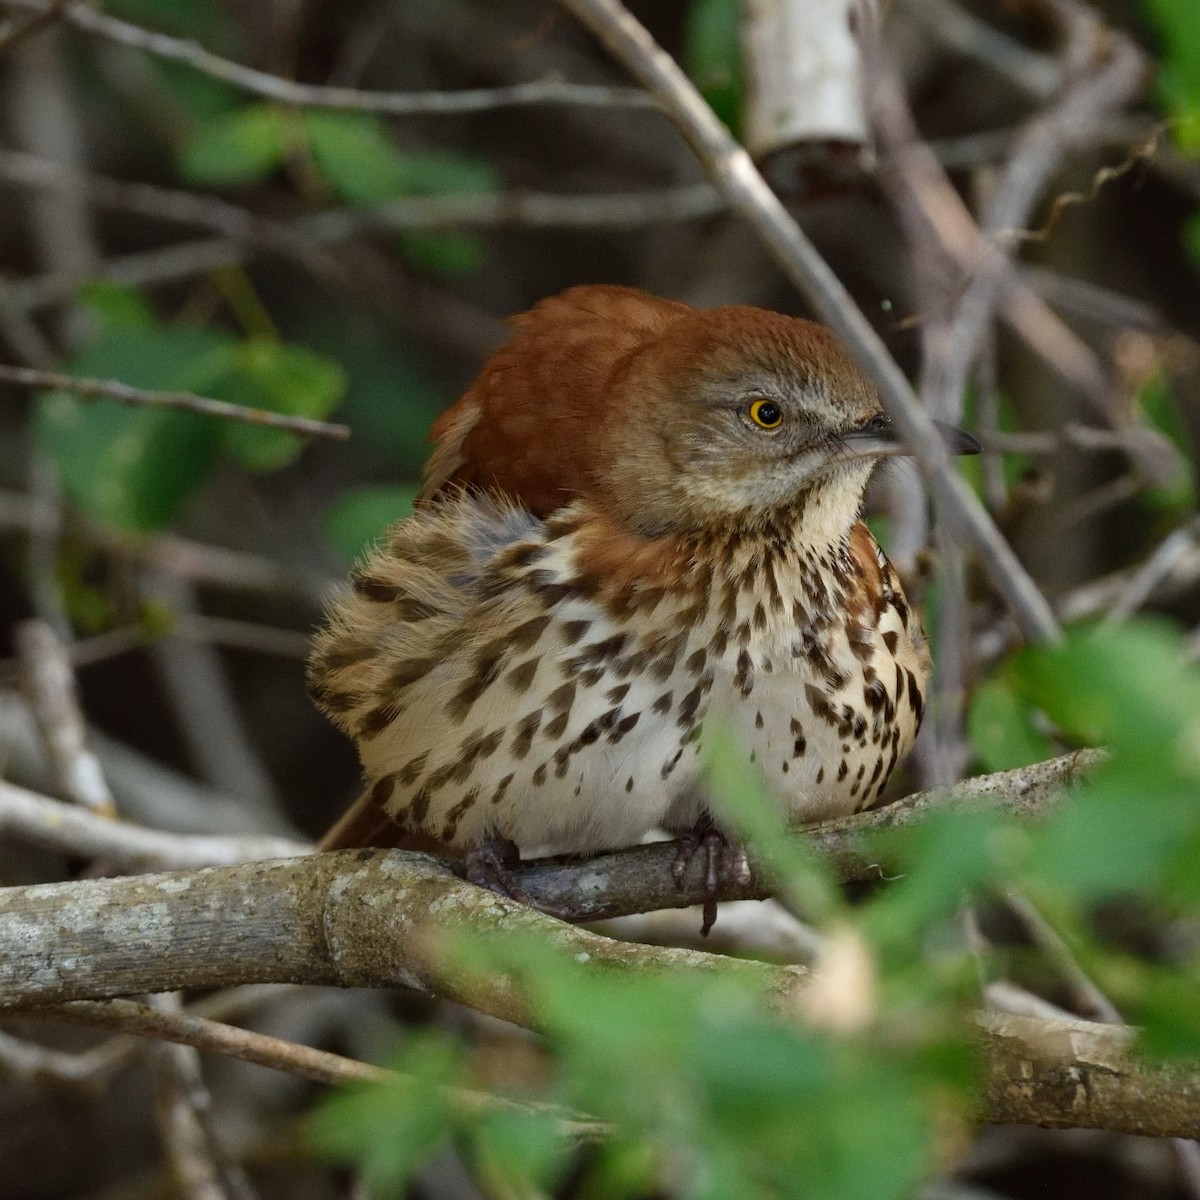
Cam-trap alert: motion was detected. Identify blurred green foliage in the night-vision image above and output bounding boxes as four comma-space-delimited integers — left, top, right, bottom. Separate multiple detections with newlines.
313, 614, 1200, 1198
683, 0, 743, 135
34, 285, 344, 533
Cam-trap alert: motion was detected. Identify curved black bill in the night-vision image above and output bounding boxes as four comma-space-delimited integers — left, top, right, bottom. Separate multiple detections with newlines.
841, 414, 981, 459
934, 419, 981, 456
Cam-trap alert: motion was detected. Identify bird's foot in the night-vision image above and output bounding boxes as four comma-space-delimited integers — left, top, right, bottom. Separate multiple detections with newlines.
464, 834, 576, 922
671, 815, 751, 937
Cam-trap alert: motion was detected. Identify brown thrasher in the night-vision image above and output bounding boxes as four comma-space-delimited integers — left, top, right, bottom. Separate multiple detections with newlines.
309, 286, 977, 929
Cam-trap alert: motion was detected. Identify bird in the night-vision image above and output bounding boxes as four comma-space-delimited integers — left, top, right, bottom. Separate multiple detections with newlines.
308, 285, 978, 932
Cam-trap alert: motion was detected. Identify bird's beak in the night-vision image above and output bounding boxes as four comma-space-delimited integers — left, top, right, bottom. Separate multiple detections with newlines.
840, 415, 981, 460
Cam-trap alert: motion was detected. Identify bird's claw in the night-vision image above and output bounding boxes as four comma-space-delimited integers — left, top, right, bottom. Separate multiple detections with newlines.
671, 817, 751, 936
464, 834, 576, 922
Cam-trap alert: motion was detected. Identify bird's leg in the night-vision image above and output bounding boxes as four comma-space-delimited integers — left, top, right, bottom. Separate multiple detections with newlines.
671, 813, 752, 936
464, 834, 578, 922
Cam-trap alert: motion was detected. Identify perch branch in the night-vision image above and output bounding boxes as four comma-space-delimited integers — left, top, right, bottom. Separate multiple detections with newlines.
1, 836, 1197, 1139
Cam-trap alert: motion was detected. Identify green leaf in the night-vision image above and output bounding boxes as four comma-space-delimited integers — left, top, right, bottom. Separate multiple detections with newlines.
80, 281, 155, 330
304, 111, 496, 205
1142, 0, 1200, 150
311, 1034, 463, 1193
1136, 373, 1197, 513
683, 0, 743, 135
35, 324, 234, 533
180, 103, 287, 186
399, 230, 486, 276
324, 485, 418, 563
219, 339, 345, 472
967, 674, 1055, 773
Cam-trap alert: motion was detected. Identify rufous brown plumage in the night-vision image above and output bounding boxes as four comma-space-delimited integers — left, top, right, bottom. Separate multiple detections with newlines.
308, 285, 978, 924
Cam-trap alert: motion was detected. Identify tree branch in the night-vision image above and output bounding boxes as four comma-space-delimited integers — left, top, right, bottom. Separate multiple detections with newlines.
3, 0, 655, 115
0, 364, 349, 441
2, 830, 1198, 1139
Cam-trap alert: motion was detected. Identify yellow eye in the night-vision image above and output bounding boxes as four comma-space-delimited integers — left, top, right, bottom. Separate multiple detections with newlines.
748, 399, 783, 429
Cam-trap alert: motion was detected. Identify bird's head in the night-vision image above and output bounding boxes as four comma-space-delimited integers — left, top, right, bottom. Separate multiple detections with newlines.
423, 286, 978, 543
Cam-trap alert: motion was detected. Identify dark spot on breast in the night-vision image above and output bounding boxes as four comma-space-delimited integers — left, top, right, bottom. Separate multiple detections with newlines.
561, 619, 591, 645
543, 711, 570, 740
793, 735, 806, 758
396, 597, 440, 622
370, 775, 395, 809
352, 574, 399, 602
580, 633, 629, 664
547, 682, 576, 713
398, 751, 429, 786
805, 684, 837, 725
906, 669, 924, 722
863, 678, 888, 713
735, 650, 754, 697
308, 681, 360, 714
607, 682, 631, 705
356, 703, 397, 740
577, 718, 604, 746
893, 595, 910, 626
653, 691, 674, 715
315, 641, 374, 671
511, 614, 553, 650
711, 628, 730, 657
816, 766, 825, 784
441, 787, 481, 840
387, 656, 439, 692
491, 774, 514, 805
446, 649, 507, 721
510, 711, 541, 759
662, 748, 683, 779
553, 747, 571, 778
837, 760, 848, 782
752, 602, 767, 631
686, 648, 707, 676
782, 761, 790, 774
678, 673, 713, 726
501, 542, 549, 571
755, 711, 764, 729
532, 763, 548, 786
613, 712, 641, 740
408, 785, 432, 826
883, 630, 899, 654
613, 650, 650, 679
507, 657, 540, 695
625, 776, 634, 792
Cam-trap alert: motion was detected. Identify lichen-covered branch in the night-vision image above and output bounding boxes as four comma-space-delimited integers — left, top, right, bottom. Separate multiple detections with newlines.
1, 838, 1198, 1139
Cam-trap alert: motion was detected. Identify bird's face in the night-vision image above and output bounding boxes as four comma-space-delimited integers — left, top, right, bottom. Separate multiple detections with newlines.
592, 307, 972, 539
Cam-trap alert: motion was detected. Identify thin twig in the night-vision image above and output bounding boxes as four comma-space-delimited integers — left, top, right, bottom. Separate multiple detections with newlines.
0, 363, 349, 440
553, 0, 1060, 645
0, 0, 71, 53
15, 619, 117, 816
3, 0, 655, 114
43, 998, 607, 1140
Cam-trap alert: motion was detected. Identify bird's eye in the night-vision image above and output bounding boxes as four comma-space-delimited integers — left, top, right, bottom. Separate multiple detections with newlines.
748, 399, 783, 430
864, 413, 890, 433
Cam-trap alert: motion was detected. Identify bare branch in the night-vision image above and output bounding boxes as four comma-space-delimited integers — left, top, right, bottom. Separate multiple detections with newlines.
3, 0, 655, 114
15, 619, 116, 816
0, 750, 1099, 900
0, 363, 349, 440
2, 838, 1199, 1139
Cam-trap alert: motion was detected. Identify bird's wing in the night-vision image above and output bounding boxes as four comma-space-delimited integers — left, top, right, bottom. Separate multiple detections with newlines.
310, 492, 587, 851
417, 285, 691, 515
